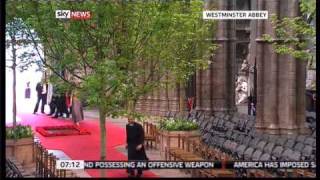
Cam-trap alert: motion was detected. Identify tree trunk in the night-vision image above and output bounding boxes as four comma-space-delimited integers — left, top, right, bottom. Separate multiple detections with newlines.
179, 83, 186, 112
127, 99, 136, 119
13, 64, 17, 128
166, 73, 170, 111
12, 35, 17, 129
13, 64, 16, 127
99, 106, 106, 177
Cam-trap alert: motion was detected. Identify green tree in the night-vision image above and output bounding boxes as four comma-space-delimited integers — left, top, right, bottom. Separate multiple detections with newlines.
262, 0, 316, 62
6, 17, 42, 132
7, 1, 217, 177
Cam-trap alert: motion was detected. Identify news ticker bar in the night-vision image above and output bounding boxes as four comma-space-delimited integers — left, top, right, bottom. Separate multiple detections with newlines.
56, 160, 316, 170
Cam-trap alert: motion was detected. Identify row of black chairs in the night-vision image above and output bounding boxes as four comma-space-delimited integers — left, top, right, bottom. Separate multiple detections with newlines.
165, 110, 316, 161
204, 130, 316, 161
164, 110, 316, 177
167, 110, 256, 135
200, 117, 316, 177
305, 111, 316, 132
198, 117, 316, 162
167, 110, 315, 136
165, 111, 316, 163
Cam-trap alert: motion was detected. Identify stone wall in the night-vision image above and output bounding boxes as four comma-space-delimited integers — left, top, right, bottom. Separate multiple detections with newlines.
136, 0, 312, 137
252, 0, 308, 135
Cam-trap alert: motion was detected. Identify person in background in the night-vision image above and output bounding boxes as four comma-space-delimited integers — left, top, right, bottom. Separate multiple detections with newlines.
126, 117, 148, 178
65, 91, 72, 118
47, 83, 61, 117
60, 92, 70, 118
187, 97, 194, 112
53, 92, 64, 118
33, 80, 47, 114
25, 82, 31, 99
33, 82, 42, 114
41, 80, 48, 113
48, 85, 58, 116
52, 85, 63, 118
46, 83, 53, 114
71, 90, 84, 126
248, 96, 256, 116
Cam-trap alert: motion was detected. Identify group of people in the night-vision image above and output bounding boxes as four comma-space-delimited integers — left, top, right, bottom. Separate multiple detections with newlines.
32, 80, 84, 126
32, 80, 148, 177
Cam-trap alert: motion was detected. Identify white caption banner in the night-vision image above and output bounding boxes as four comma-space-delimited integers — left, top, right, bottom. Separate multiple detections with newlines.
203, 11, 268, 19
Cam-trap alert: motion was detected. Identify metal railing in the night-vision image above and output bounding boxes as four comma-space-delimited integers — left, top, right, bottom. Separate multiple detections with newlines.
34, 142, 70, 178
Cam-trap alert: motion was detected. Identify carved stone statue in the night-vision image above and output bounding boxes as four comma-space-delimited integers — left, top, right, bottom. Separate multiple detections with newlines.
235, 59, 249, 105
240, 59, 249, 72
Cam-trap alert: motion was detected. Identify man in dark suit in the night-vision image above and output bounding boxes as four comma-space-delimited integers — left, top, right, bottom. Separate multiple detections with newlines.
126, 117, 148, 178
33, 81, 47, 114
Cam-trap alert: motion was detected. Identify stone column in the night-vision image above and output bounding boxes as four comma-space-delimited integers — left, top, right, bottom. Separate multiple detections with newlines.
196, 0, 237, 113
279, 0, 307, 134
254, 0, 308, 135
255, 0, 280, 134
247, 0, 258, 98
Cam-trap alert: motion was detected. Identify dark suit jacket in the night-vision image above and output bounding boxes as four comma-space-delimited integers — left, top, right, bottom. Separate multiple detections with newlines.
126, 122, 148, 161
36, 83, 42, 97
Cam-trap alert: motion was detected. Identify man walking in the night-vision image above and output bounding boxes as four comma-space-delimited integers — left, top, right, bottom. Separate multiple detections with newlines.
126, 117, 148, 178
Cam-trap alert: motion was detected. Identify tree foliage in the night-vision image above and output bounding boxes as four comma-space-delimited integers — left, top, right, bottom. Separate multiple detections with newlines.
262, 0, 316, 62
6, 17, 42, 130
6, 18, 42, 72
7, 1, 217, 166
10, 0, 216, 117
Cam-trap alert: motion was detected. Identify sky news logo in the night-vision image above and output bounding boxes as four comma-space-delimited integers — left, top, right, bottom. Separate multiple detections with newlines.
55, 10, 91, 20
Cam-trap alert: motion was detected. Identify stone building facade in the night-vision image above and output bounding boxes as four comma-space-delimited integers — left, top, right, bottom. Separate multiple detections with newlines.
136, 0, 311, 135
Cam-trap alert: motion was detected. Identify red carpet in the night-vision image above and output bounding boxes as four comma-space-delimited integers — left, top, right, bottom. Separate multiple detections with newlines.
14, 113, 158, 178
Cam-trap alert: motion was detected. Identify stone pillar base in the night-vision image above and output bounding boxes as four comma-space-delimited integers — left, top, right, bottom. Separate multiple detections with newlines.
256, 127, 311, 135
298, 128, 311, 135
255, 127, 280, 135
213, 107, 238, 114
195, 107, 237, 115
279, 128, 310, 135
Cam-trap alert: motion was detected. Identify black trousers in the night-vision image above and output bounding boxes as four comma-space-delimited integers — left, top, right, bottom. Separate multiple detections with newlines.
127, 167, 142, 176
49, 98, 57, 115
55, 96, 69, 117
34, 94, 47, 113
